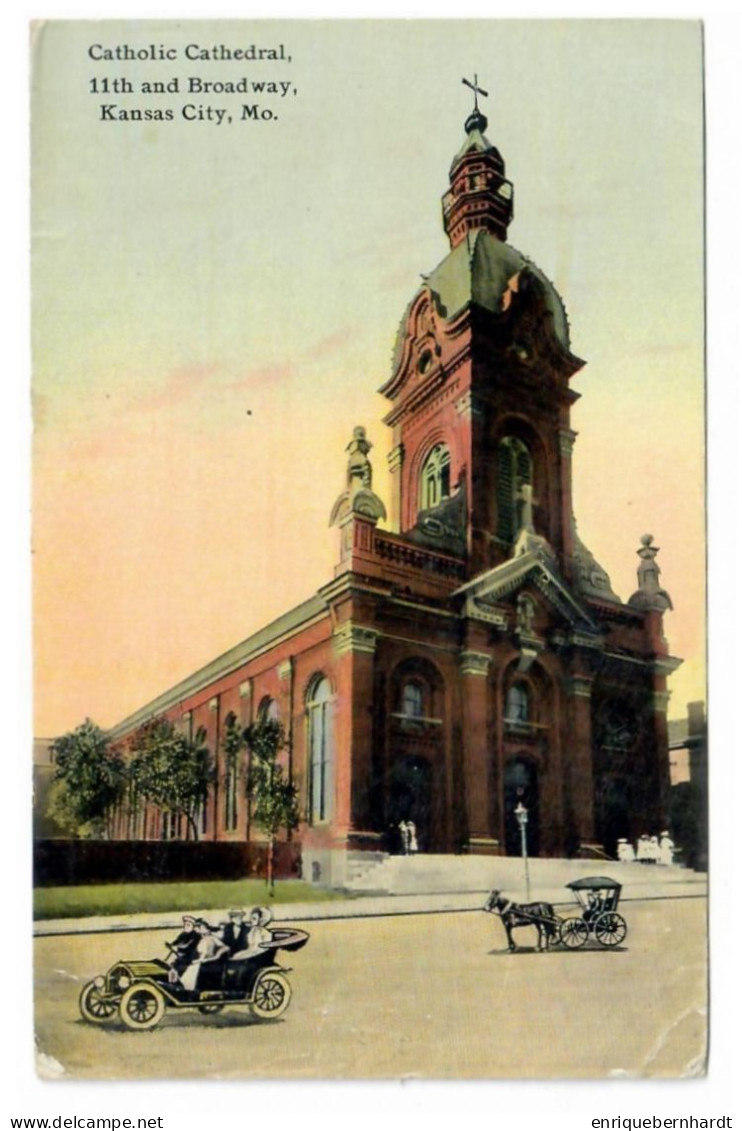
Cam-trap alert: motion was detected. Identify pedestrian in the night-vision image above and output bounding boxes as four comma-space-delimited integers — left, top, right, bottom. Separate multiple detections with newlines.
407, 819, 418, 855
659, 831, 675, 867
636, 834, 650, 864
617, 838, 635, 863
399, 819, 410, 855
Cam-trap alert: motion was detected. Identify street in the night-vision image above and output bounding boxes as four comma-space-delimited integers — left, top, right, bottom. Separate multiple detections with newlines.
33, 898, 706, 1079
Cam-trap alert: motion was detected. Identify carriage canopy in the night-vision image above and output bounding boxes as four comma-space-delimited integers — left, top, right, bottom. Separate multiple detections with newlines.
566, 876, 622, 914
566, 876, 622, 892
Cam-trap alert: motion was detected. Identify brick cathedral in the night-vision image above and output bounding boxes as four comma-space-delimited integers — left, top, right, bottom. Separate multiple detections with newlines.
109, 95, 680, 885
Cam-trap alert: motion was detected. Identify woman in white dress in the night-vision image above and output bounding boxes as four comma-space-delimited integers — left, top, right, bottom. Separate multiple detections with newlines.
180, 919, 229, 991
231, 906, 274, 961
659, 831, 675, 866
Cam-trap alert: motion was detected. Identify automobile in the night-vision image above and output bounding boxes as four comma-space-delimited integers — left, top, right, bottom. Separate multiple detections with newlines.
79, 927, 310, 1030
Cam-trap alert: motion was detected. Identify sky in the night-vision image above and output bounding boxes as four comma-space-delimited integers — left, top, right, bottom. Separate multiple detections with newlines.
31, 19, 705, 737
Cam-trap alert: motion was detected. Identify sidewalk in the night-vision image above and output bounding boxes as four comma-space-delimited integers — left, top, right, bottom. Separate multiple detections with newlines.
33, 870, 707, 938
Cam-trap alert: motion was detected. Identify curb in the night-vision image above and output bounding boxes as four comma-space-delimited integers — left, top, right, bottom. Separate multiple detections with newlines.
33, 882, 707, 938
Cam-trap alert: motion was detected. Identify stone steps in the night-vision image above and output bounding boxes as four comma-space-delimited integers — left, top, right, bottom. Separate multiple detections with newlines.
343, 853, 704, 896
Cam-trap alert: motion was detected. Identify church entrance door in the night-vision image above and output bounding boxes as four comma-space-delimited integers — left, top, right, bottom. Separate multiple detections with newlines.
595, 774, 630, 860
503, 757, 540, 857
387, 755, 433, 854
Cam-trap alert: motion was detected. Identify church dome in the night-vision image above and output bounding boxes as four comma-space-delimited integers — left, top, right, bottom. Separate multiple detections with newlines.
392, 229, 571, 371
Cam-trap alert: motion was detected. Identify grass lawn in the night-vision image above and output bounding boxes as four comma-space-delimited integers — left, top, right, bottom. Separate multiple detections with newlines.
33, 879, 349, 921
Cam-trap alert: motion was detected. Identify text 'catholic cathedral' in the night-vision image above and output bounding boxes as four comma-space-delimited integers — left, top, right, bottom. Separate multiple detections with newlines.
109, 89, 681, 884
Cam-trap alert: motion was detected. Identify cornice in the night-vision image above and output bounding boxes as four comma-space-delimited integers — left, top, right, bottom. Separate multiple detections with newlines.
332, 622, 379, 657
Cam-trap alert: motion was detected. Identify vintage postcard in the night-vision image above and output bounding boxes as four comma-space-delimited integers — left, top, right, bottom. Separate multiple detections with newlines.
31, 19, 707, 1080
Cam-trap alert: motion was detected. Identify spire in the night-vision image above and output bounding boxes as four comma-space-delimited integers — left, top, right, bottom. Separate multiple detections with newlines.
442, 74, 514, 249
462, 73, 489, 135
627, 534, 673, 613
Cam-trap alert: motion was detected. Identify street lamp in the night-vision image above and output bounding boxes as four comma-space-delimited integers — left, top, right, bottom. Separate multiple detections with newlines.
514, 800, 531, 901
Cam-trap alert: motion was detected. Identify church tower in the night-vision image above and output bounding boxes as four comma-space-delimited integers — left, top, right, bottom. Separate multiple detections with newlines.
381, 84, 614, 600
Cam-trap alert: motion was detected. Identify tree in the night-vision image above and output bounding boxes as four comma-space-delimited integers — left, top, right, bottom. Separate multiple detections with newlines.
128, 717, 215, 841
48, 719, 125, 837
244, 718, 300, 895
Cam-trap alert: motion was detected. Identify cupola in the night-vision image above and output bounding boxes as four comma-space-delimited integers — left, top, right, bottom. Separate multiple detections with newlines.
441, 76, 514, 249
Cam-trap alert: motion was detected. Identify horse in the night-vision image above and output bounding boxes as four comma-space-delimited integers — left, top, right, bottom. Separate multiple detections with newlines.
484, 890, 558, 952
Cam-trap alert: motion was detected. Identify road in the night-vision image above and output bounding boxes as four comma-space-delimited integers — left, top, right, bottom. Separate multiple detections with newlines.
33, 898, 707, 1080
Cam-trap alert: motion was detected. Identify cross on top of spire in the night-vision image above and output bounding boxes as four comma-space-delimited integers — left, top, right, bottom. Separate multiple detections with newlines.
461, 73, 489, 135
462, 73, 488, 112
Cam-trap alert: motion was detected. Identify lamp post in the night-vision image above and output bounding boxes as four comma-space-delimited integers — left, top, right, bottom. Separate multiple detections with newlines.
514, 800, 530, 901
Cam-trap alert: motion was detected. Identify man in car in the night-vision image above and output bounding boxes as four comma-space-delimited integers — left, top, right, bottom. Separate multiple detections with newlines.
166, 914, 200, 981
219, 908, 249, 955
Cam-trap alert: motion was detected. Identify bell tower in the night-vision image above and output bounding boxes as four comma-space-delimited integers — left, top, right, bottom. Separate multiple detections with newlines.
382, 79, 596, 587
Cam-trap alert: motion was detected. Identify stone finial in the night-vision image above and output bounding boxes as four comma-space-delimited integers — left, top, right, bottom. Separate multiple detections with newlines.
346, 426, 373, 490
627, 534, 673, 613
329, 425, 387, 527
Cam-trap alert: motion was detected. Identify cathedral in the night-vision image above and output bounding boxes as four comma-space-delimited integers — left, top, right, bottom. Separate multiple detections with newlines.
108, 95, 680, 885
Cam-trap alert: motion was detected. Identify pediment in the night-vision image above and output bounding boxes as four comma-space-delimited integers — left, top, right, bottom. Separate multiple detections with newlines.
453, 551, 600, 636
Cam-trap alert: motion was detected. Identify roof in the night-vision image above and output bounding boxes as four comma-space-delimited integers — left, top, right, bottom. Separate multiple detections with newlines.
566, 876, 622, 891
392, 229, 570, 373
450, 127, 502, 168
107, 592, 328, 740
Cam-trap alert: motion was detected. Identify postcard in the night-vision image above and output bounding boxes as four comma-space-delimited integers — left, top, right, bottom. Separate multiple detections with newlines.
31, 19, 706, 1079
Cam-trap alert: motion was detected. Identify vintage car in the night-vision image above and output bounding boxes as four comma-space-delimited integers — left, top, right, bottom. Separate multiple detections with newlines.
79, 927, 310, 1030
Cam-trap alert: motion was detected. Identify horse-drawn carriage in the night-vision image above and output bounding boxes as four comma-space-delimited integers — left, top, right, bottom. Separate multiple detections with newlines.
485, 876, 627, 952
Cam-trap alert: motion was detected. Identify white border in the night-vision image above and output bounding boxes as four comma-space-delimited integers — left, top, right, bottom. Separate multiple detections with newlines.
6, 4, 740, 1126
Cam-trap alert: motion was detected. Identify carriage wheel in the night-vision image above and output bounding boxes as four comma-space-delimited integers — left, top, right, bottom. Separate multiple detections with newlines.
79, 981, 117, 1024
119, 984, 166, 1031
594, 912, 627, 947
197, 1004, 224, 1015
251, 972, 291, 1020
559, 917, 590, 949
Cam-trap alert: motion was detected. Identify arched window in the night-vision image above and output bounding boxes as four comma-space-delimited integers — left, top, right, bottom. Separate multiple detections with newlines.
258, 696, 279, 723
223, 711, 239, 832
401, 681, 424, 719
505, 683, 530, 723
496, 436, 533, 544
307, 677, 333, 823
420, 444, 451, 510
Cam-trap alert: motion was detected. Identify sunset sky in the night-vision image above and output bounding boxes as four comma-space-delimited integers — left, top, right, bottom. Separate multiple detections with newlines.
32, 19, 705, 738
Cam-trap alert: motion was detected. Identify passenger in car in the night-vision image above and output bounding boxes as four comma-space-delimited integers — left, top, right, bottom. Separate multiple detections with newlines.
179, 918, 229, 992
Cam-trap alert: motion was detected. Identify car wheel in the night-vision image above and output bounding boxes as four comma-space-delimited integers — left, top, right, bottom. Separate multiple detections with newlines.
251, 972, 292, 1020
79, 981, 117, 1024
119, 984, 166, 1031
